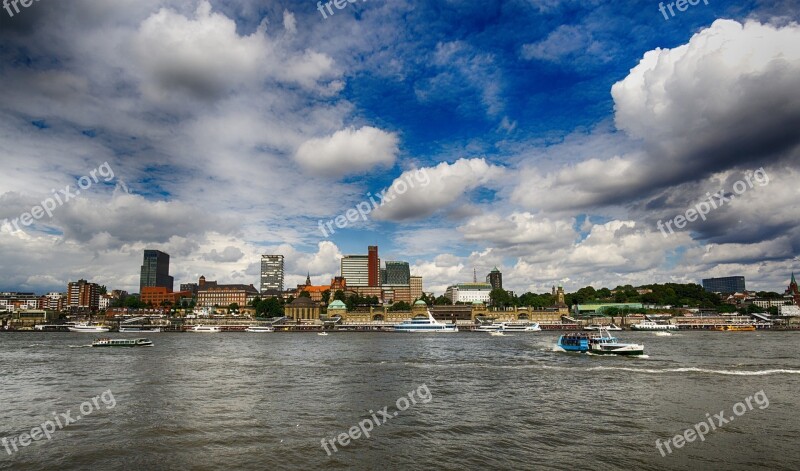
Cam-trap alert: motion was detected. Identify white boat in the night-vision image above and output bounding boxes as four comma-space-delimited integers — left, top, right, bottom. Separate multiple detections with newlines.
317, 331, 329, 336
489, 331, 507, 337
584, 323, 622, 331
394, 310, 458, 333
588, 328, 644, 356
190, 325, 221, 333
92, 337, 153, 347
499, 322, 541, 332
68, 323, 110, 333
245, 325, 275, 333
475, 324, 502, 332
119, 327, 162, 333
630, 320, 678, 331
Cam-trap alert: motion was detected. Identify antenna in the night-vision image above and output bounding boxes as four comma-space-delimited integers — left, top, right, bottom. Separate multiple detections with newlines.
473, 267, 477, 283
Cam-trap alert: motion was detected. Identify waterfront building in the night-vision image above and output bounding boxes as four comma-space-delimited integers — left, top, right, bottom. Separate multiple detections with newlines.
341, 255, 370, 287
752, 298, 790, 309
410, 276, 423, 301
784, 272, 800, 306
260, 255, 285, 295
486, 267, 502, 290
140, 250, 174, 293
444, 282, 492, 304
98, 294, 114, 310
0, 292, 41, 312
179, 283, 198, 295
41, 292, 64, 311
285, 296, 320, 321
368, 246, 380, 287
702, 276, 746, 294
195, 276, 259, 307
296, 274, 331, 302
67, 279, 100, 311
384, 261, 410, 285
140, 286, 191, 307
780, 304, 800, 316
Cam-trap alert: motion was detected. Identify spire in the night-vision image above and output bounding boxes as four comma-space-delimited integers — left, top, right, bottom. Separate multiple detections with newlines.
792, 272, 797, 285
306, 272, 311, 286
473, 267, 477, 283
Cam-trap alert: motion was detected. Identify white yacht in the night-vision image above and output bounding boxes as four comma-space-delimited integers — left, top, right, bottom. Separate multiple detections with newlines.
67, 323, 110, 333
588, 328, 644, 356
245, 325, 275, 333
190, 325, 221, 333
394, 310, 458, 333
499, 322, 541, 332
630, 320, 678, 331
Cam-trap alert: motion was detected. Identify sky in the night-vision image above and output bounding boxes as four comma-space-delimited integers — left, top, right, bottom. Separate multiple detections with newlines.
0, 0, 799, 296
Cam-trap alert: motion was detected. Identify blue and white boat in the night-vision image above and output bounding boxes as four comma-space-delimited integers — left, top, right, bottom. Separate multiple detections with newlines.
557, 329, 644, 356
394, 310, 458, 333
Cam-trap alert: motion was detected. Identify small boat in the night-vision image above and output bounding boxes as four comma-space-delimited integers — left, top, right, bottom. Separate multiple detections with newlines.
394, 310, 458, 333
499, 322, 541, 332
317, 331, 329, 336
245, 325, 275, 333
588, 329, 644, 356
712, 324, 756, 332
557, 332, 596, 352
92, 337, 153, 347
630, 320, 678, 331
190, 325, 221, 333
585, 324, 622, 331
68, 323, 110, 333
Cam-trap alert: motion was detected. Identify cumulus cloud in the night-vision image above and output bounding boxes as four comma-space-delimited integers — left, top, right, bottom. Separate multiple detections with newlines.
373, 158, 505, 221
204, 246, 244, 263
294, 126, 399, 177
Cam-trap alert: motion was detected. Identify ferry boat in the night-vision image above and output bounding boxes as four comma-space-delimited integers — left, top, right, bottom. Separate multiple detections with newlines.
588, 329, 644, 356
190, 325, 221, 333
712, 324, 756, 332
119, 326, 162, 333
499, 322, 541, 332
475, 324, 502, 332
630, 320, 678, 331
394, 310, 458, 333
584, 324, 622, 331
245, 325, 275, 333
557, 329, 644, 356
68, 323, 110, 333
92, 338, 153, 347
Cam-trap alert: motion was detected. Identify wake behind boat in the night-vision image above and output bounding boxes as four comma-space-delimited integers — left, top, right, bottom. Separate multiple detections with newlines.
394, 309, 458, 333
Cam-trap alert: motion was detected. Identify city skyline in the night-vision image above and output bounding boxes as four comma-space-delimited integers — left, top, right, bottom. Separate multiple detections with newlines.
1, 1, 799, 297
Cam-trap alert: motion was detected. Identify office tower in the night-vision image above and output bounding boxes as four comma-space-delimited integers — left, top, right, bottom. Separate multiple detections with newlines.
384, 261, 411, 285
702, 276, 746, 293
140, 250, 174, 293
368, 246, 380, 287
260, 255, 285, 295
341, 255, 370, 287
486, 267, 502, 290
67, 279, 100, 310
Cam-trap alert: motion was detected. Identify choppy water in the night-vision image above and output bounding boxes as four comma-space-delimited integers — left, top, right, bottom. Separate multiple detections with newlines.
1, 331, 799, 470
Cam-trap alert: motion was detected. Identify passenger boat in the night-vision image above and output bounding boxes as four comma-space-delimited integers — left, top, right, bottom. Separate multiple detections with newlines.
394, 310, 458, 333
190, 325, 221, 333
475, 324, 502, 332
245, 325, 275, 333
584, 324, 622, 331
92, 338, 153, 347
630, 320, 678, 331
499, 322, 541, 332
712, 324, 756, 332
557, 329, 644, 356
119, 326, 162, 333
588, 329, 644, 356
68, 322, 110, 333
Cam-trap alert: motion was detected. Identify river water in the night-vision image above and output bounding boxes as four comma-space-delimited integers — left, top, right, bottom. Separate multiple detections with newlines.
1, 331, 799, 470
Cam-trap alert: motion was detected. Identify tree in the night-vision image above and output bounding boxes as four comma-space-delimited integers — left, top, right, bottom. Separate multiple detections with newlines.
228, 303, 240, 312
322, 290, 331, 305
490, 288, 513, 308
334, 290, 346, 302
256, 298, 283, 318
434, 295, 451, 305
298, 291, 311, 298
388, 301, 411, 312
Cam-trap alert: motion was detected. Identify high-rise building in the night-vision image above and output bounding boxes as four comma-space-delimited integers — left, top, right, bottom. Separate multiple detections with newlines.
260, 255, 285, 296
702, 276, 746, 293
341, 255, 370, 287
486, 267, 502, 290
368, 246, 380, 287
140, 250, 173, 293
384, 261, 411, 285
410, 276, 423, 301
67, 279, 100, 311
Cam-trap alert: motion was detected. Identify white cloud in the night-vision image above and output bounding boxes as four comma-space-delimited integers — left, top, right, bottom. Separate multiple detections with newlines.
294, 126, 399, 177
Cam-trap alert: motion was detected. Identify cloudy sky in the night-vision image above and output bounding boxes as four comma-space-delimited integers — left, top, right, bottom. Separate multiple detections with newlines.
1, 0, 799, 296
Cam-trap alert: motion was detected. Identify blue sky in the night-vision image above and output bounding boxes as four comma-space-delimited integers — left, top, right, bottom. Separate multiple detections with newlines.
0, 0, 798, 295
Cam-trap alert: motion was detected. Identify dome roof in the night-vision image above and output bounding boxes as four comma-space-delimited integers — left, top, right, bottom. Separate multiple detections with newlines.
414, 300, 427, 305
328, 300, 347, 308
